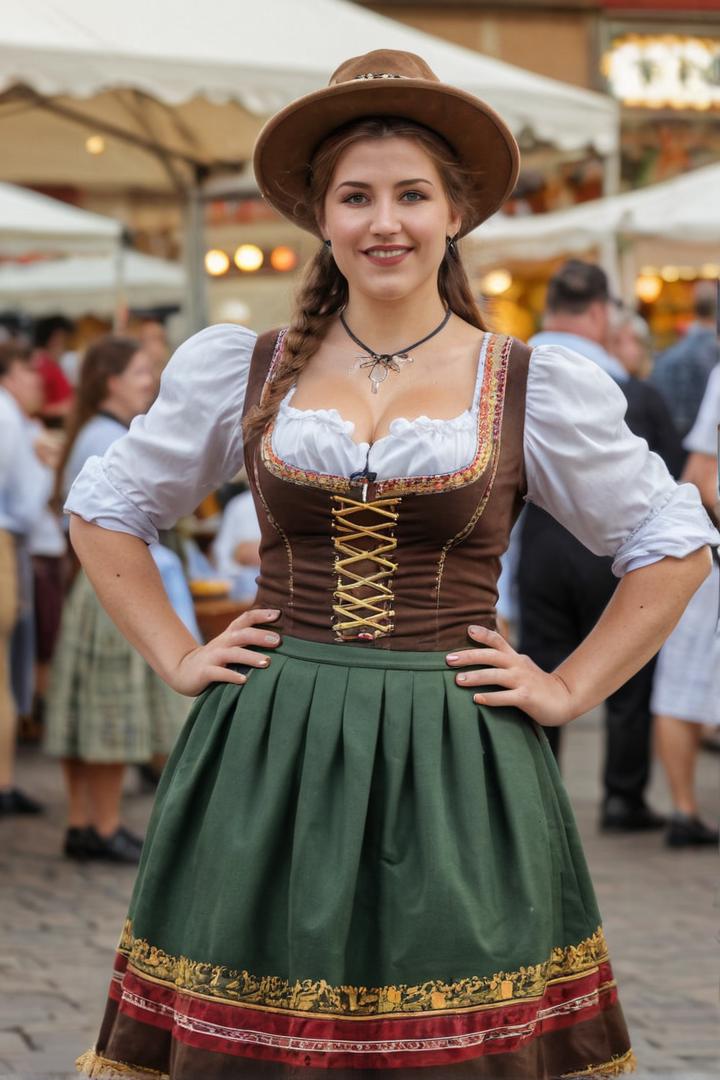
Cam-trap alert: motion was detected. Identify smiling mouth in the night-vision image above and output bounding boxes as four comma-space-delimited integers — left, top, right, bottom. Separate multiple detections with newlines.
362, 246, 413, 261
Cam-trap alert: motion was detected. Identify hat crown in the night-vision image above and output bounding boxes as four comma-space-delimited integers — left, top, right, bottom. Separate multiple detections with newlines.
329, 50, 439, 88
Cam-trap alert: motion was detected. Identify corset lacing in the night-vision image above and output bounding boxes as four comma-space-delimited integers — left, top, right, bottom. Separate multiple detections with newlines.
331, 493, 400, 640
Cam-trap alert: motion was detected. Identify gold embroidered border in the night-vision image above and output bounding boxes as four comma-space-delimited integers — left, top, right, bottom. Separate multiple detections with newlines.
117, 921, 609, 1018
76, 1049, 166, 1079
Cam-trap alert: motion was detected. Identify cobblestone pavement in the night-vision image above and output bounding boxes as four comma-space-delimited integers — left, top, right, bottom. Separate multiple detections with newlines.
1, 711, 718, 1080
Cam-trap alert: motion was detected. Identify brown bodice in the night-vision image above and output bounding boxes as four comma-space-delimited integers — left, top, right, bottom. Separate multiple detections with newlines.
243, 329, 531, 652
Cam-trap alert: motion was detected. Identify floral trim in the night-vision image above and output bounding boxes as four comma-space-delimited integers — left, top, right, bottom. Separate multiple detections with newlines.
117, 920, 609, 1018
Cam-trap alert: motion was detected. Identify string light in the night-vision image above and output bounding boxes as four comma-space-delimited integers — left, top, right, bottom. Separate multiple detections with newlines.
635, 274, 662, 303
234, 244, 264, 272
270, 246, 298, 272
85, 135, 106, 155
205, 249, 230, 276
481, 269, 512, 296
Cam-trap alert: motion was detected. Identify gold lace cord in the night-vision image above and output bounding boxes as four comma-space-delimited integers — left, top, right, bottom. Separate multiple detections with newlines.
331, 494, 400, 639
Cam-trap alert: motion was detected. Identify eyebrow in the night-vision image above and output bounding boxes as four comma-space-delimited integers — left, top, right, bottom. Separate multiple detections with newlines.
335, 178, 435, 191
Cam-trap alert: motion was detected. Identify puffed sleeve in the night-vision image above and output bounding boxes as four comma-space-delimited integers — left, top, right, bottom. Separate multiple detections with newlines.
684, 364, 720, 457
524, 345, 719, 576
65, 324, 255, 544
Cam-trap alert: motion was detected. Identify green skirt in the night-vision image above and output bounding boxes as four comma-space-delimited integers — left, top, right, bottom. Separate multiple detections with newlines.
45, 572, 188, 763
78, 636, 634, 1079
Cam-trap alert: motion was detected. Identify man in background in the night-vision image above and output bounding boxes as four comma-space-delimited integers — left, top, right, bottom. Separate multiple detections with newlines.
650, 285, 718, 449
518, 260, 682, 832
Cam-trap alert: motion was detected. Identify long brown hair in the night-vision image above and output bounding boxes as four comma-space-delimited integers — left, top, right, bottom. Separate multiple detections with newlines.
243, 117, 487, 440
55, 335, 141, 504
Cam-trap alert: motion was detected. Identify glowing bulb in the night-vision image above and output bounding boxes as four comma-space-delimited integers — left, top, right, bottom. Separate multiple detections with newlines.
85, 135, 106, 156
205, 249, 230, 276
270, 246, 298, 272
661, 265, 680, 283
678, 266, 696, 281
234, 244, 264, 272
481, 269, 512, 296
635, 274, 662, 303
700, 263, 720, 278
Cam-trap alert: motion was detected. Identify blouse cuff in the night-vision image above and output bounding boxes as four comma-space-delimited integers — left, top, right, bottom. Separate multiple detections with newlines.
611, 483, 719, 577
64, 455, 159, 546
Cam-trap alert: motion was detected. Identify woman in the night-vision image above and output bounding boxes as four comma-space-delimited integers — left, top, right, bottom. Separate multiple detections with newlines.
69, 52, 716, 1078
45, 336, 187, 864
653, 363, 720, 847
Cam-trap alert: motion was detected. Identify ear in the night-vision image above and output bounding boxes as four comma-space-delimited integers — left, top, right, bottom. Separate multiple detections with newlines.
447, 206, 462, 241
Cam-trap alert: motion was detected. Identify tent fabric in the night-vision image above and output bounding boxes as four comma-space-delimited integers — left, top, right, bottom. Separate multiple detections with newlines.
0, 181, 120, 256
0, 250, 185, 316
468, 163, 720, 264
0, 0, 618, 171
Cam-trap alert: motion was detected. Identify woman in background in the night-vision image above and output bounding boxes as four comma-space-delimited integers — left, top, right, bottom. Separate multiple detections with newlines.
45, 336, 188, 863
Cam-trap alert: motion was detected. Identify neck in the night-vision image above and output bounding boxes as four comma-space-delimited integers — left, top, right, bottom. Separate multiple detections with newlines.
343, 284, 448, 354
542, 315, 602, 346
98, 398, 131, 426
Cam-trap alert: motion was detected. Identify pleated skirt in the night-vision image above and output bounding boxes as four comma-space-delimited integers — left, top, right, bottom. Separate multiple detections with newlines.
77, 635, 634, 1079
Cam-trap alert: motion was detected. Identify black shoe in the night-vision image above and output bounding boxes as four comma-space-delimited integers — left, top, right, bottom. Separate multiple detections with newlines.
666, 813, 719, 848
86, 825, 144, 864
0, 787, 44, 816
600, 796, 666, 832
63, 826, 95, 860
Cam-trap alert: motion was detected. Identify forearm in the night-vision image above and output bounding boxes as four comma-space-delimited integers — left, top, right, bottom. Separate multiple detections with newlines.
69, 515, 198, 681
555, 547, 712, 719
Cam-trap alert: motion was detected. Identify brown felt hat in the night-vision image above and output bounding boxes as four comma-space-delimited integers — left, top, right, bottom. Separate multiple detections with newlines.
253, 49, 520, 239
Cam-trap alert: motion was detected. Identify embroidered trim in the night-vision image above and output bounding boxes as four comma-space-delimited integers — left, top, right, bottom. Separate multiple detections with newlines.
117, 921, 609, 1018
562, 1048, 637, 1077
252, 461, 294, 610
76, 1049, 167, 1079
434, 333, 512, 606
260, 331, 511, 498
331, 494, 400, 639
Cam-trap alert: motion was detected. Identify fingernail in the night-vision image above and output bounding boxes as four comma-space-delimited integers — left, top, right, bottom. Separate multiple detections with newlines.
474, 694, 485, 704
446, 654, 459, 662
266, 609, 280, 617
469, 625, 482, 633
259, 658, 270, 667
456, 673, 467, 682
265, 633, 279, 644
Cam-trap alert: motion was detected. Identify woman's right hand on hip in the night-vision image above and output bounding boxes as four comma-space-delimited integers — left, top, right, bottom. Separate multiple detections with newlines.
169, 608, 281, 696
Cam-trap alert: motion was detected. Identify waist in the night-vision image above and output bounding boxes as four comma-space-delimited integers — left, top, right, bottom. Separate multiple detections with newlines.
274, 634, 456, 670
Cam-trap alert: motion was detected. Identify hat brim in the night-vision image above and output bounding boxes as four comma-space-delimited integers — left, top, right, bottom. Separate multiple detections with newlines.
253, 79, 520, 239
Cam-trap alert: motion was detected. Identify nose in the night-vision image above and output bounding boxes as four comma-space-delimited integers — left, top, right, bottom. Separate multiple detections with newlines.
369, 195, 401, 238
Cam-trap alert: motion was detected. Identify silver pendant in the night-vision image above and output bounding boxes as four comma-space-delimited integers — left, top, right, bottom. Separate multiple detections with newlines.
353, 351, 414, 394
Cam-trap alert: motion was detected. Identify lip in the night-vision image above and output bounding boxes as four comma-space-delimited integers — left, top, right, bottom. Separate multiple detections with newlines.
362, 245, 413, 267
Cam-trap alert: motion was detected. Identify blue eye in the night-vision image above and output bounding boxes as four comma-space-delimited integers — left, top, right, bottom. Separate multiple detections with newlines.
343, 193, 368, 205
401, 191, 426, 202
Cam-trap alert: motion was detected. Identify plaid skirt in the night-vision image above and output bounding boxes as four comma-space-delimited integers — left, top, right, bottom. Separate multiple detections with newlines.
651, 561, 720, 726
44, 572, 188, 762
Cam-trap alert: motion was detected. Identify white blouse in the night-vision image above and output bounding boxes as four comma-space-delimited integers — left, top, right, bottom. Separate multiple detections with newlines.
65, 323, 718, 578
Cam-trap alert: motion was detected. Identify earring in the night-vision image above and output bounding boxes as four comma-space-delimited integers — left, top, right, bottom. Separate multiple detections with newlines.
446, 235, 458, 258
324, 239, 332, 249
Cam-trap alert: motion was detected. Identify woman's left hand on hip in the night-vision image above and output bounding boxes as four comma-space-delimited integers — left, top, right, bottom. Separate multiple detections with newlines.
446, 625, 574, 728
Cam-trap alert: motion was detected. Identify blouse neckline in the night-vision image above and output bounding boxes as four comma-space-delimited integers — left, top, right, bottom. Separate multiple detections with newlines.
277, 334, 488, 451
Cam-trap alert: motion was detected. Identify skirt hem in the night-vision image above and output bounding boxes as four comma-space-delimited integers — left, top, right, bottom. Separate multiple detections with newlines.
76, 1046, 637, 1078
76, 1049, 168, 1079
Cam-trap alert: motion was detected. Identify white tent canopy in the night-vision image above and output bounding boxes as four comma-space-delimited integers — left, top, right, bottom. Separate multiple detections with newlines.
0, 180, 120, 256
468, 164, 720, 281
0, 0, 618, 192
0, 250, 185, 317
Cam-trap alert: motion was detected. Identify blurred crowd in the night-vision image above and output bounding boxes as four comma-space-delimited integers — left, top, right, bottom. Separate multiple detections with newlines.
0, 263, 717, 864
0, 315, 261, 863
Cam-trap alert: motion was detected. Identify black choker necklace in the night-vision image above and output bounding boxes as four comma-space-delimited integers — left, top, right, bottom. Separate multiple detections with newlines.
340, 308, 452, 394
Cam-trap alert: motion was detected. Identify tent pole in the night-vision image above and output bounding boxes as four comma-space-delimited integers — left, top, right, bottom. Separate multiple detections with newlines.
602, 148, 621, 198
113, 243, 127, 331
184, 171, 209, 334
